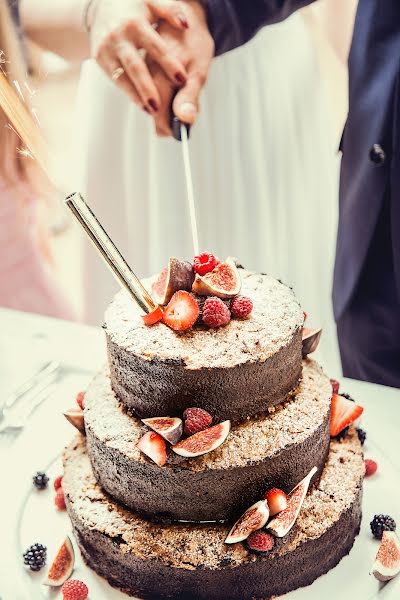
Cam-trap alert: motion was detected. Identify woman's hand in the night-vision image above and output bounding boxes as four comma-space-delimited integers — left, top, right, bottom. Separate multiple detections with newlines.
146, 1, 214, 135
89, 0, 190, 112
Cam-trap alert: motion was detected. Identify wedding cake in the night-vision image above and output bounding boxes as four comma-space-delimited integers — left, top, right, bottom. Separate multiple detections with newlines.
61, 255, 365, 599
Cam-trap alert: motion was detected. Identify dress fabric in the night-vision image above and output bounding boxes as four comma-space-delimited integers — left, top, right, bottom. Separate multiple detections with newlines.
75, 13, 341, 373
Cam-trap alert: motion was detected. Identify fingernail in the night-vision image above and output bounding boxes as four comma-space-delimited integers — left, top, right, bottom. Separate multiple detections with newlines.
175, 72, 186, 85
148, 99, 158, 112
177, 13, 189, 28
179, 102, 196, 118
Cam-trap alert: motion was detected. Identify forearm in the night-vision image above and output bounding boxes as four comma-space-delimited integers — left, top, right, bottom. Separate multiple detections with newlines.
204, 0, 317, 55
20, 0, 91, 62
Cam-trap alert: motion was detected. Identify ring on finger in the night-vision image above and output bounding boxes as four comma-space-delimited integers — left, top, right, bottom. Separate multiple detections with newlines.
111, 66, 125, 82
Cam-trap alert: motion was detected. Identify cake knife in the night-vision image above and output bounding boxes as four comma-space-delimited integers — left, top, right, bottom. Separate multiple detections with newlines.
171, 116, 199, 256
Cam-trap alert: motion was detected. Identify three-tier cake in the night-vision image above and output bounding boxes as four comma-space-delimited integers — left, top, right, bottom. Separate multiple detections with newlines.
62, 259, 365, 599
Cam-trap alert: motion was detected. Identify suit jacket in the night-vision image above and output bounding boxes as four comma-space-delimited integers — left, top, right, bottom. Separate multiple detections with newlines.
206, 0, 400, 319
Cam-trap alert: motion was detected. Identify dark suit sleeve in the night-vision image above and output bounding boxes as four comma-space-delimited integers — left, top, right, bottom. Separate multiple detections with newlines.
205, 0, 317, 55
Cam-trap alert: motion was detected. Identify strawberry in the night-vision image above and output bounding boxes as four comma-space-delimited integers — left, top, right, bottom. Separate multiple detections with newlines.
136, 431, 167, 467
265, 488, 288, 516
76, 391, 85, 410
162, 291, 199, 331
330, 393, 364, 437
142, 305, 163, 326
365, 459, 378, 477
53, 475, 63, 491
54, 488, 66, 511
330, 379, 340, 395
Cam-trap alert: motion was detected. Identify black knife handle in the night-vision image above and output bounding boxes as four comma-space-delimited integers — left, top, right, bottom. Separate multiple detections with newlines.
171, 115, 191, 141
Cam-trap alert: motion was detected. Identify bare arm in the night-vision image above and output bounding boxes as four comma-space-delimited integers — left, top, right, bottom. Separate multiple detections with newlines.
20, 0, 90, 62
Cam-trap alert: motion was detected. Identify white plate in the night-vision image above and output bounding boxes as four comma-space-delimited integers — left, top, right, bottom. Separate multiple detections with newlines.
2, 374, 400, 600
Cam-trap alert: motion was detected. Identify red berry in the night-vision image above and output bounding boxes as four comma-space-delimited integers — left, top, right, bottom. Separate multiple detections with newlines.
265, 488, 288, 516
330, 379, 340, 394
231, 295, 253, 319
76, 391, 85, 410
247, 530, 275, 552
54, 475, 63, 491
202, 297, 231, 328
136, 431, 167, 467
61, 579, 89, 600
303, 311, 307, 322
330, 393, 363, 437
365, 459, 378, 477
183, 407, 213, 435
55, 487, 66, 510
162, 291, 199, 331
193, 252, 219, 276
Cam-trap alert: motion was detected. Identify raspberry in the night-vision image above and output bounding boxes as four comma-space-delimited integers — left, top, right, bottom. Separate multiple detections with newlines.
365, 459, 378, 477
231, 295, 253, 318
61, 579, 89, 600
193, 252, 219, 276
370, 515, 396, 540
55, 487, 66, 510
76, 391, 85, 410
330, 379, 340, 394
202, 297, 230, 328
247, 531, 275, 553
183, 407, 213, 435
54, 475, 63, 491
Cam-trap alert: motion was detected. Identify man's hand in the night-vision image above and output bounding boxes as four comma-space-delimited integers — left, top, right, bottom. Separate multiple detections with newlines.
90, 0, 190, 113
146, 1, 214, 135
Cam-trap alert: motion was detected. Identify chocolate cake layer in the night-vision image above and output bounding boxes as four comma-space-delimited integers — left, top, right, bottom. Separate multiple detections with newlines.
84, 359, 331, 522
63, 431, 364, 600
104, 271, 303, 422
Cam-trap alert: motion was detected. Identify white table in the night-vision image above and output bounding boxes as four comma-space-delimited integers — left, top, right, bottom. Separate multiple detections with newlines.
0, 308, 399, 600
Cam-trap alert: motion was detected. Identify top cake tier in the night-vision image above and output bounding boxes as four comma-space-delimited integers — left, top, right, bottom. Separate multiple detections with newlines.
105, 270, 304, 422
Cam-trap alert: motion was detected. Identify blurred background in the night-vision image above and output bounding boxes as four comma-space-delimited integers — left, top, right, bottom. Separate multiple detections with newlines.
0, 0, 358, 375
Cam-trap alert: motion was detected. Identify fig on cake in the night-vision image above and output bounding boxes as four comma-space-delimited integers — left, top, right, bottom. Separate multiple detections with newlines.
63, 409, 85, 434
172, 420, 230, 457
152, 258, 195, 306
141, 416, 183, 445
302, 327, 322, 357
225, 500, 270, 544
192, 257, 241, 299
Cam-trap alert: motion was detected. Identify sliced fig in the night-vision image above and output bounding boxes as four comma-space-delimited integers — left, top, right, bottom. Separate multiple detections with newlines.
302, 327, 322, 357
192, 257, 241, 299
43, 535, 74, 586
151, 258, 195, 306
142, 416, 183, 445
371, 531, 400, 582
225, 500, 270, 544
267, 466, 317, 538
64, 409, 85, 434
172, 421, 231, 457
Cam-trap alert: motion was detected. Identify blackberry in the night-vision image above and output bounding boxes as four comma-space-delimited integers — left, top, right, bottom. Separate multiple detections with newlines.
341, 392, 355, 402
334, 426, 349, 441
356, 427, 367, 446
32, 471, 49, 490
370, 514, 397, 540
23, 543, 47, 571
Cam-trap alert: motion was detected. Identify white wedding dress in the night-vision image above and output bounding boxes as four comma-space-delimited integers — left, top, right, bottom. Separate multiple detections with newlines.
74, 11, 341, 374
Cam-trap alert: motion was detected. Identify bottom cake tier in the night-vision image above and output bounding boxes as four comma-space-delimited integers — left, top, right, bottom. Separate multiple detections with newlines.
63, 430, 364, 600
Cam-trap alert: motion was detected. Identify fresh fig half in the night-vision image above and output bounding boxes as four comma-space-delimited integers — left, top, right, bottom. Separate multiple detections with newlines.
225, 500, 270, 544
192, 257, 241, 299
151, 258, 195, 306
172, 420, 231, 457
267, 466, 317, 538
302, 327, 322, 357
64, 409, 85, 434
142, 416, 183, 445
43, 535, 74, 586
371, 531, 400, 582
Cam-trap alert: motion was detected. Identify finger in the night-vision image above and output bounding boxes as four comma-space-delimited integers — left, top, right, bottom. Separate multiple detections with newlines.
173, 71, 207, 125
116, 41, 160, 112
151, 68, 175, 136
96, 46, 143, 107
135, 23, 187, 86
147, 0, 189, 29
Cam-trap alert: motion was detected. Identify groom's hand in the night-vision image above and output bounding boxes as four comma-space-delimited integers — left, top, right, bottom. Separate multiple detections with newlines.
147, 0, 214, 136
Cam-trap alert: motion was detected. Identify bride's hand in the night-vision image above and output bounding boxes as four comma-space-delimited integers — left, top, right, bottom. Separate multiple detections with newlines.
89, 0, 189, 113
146, 1, 214, 135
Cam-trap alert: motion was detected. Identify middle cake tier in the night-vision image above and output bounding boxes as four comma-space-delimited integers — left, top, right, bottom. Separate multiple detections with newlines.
84, 359, 331, 523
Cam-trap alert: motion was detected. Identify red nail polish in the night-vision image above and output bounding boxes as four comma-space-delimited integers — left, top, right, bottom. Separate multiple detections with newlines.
148, 99, 158, 112
143, 105, 150, 113
177, 14, 189, 28
175, 72, 186, 85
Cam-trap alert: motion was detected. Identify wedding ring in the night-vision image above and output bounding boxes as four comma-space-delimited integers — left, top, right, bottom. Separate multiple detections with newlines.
111, 67, 125, 82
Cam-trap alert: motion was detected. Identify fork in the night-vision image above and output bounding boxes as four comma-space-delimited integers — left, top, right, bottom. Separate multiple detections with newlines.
0, 383, 56, 433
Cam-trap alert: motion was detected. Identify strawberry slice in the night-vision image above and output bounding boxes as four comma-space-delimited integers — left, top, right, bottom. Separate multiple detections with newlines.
162, 290, 199, 331
136, 431, 167, 467
330, 393, 364, 437
265, 488, 288, 516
